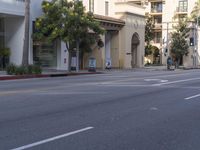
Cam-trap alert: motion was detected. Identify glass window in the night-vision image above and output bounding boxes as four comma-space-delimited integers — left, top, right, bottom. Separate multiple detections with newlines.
89, 0, 94, 13
154, 16, 162, 24
0, 18, 5, 49
33, 41, 57, 68
179, 0, 188, 12
33, 22, 57, 68
151, 2, 162, 13
154, 32, 162, 43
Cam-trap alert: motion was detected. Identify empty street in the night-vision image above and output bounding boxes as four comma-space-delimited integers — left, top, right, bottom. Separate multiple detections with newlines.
0, 70, 200, 150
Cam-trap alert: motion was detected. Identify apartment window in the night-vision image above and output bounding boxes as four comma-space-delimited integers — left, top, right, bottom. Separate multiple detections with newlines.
151, 2, 162, 13
154, 32, 162, 43
105, 1, 109, 16
154, 16, 162, 24
178, 0, 188, 12
89, 0, 94, 13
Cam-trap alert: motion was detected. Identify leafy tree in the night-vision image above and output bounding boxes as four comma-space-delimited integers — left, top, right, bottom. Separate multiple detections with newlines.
33, 0, 104, 72
22, 0, 30, 66
145, 15, 155, 56
170, 20, 189, 67
153, 46, 160, 58
191, 0, 200, 25
145, 45, 152, 56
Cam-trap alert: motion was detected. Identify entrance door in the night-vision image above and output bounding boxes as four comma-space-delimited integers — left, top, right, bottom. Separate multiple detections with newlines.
131, 33, 140, 68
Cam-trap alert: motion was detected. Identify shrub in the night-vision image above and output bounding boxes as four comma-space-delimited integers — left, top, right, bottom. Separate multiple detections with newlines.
15, 66, 28, 75
32, 65, 42, 74
6, 64, 17, 75
6, 64, 42, 75
0, 47, 10, 57
27, 65, 42, 74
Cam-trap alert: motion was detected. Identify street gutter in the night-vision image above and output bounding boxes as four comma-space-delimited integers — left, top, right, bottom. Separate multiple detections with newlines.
0, 72, 103, 81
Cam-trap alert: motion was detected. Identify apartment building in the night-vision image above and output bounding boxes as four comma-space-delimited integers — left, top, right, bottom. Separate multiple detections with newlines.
0, 0, 145, 70
145, 0, 199, 67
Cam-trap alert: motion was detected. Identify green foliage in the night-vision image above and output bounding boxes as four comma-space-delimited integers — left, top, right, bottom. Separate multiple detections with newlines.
170, 20, 189, 61
0, 48, 11, 57
33, 0, 104, 52
15, 66, 28, 75
145, 15, 155, 44
145, 15, 155, 58
6, 64, 17, 75
190, 0, 200, 25
145, 45, 159, 56
6, 64, 42, 75
153, 48, 160, 57
145, 45, 153, 56
27, 65, 42, 74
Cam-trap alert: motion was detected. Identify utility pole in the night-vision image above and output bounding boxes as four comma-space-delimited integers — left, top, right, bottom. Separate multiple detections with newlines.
166, 22, 169, 56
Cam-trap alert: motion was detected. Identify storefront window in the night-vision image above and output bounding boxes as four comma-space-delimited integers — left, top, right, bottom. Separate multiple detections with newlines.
33, 41, 57, 68
0, 18, 5, 49
33, 21, 57, 68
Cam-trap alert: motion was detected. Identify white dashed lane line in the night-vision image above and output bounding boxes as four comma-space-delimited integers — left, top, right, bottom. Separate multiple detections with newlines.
11, 127, 94, 150
185, 94, 200, 100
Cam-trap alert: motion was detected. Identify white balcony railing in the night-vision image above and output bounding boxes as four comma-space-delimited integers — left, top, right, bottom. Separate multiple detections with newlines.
115, 1, 145, 17
0, 0, 25, 16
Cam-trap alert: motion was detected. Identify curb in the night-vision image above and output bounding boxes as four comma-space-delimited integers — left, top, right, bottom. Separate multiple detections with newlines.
0, 72, 103, 81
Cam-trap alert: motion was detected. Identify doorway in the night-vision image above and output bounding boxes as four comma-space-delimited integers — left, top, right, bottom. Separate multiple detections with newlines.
131, 33, 140, 68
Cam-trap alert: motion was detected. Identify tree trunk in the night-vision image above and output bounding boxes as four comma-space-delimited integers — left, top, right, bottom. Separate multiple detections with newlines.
76, 40, 80, 72
22, 0, 30, 66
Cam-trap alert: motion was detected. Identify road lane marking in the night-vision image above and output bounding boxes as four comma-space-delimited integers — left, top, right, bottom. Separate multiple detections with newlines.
144, 79, 168, 83
36, 91, 107, 95
185, 94, 200, 100
150, 107, 159, 111
153, 77, 200, 86
11, 127, 94, 150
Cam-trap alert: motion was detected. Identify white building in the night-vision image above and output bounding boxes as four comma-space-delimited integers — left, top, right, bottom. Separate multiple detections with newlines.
144, 0, 200, 67
0, 0, 146, 70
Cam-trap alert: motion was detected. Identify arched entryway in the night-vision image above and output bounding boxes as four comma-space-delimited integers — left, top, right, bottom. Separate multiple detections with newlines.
131, 33, 140, 68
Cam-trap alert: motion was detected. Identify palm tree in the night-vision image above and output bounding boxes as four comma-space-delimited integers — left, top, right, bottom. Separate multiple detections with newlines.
22, 0, 30, 66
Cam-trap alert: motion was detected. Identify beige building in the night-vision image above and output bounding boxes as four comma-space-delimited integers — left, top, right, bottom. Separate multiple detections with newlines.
81, 0, 145, 69
144, 0, 200, 67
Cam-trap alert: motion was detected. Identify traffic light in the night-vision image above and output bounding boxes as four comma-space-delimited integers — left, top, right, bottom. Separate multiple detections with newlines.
190, 37, 194, 46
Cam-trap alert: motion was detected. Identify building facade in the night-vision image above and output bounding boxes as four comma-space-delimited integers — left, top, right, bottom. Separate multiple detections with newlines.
144, 0, 199, 67
82, 0, 145, 69
0, 0, 145, 70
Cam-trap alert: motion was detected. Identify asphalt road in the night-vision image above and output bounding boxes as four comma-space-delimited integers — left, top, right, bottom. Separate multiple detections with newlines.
0, 69, 200, 150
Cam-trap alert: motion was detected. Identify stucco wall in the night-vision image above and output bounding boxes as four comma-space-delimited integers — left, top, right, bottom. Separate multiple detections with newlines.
5, 17, 24, 65
0, 0, 24, 16
118, 13, 145, 68
111, 32, 120, 68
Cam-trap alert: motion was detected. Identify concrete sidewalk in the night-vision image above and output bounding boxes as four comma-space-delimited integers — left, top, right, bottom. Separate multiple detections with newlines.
0, 65, 197, 80
0, 70, 102, 81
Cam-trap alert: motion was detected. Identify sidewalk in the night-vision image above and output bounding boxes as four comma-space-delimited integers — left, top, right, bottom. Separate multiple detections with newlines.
0, 70, 102, 81
0, 66, 198, 81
